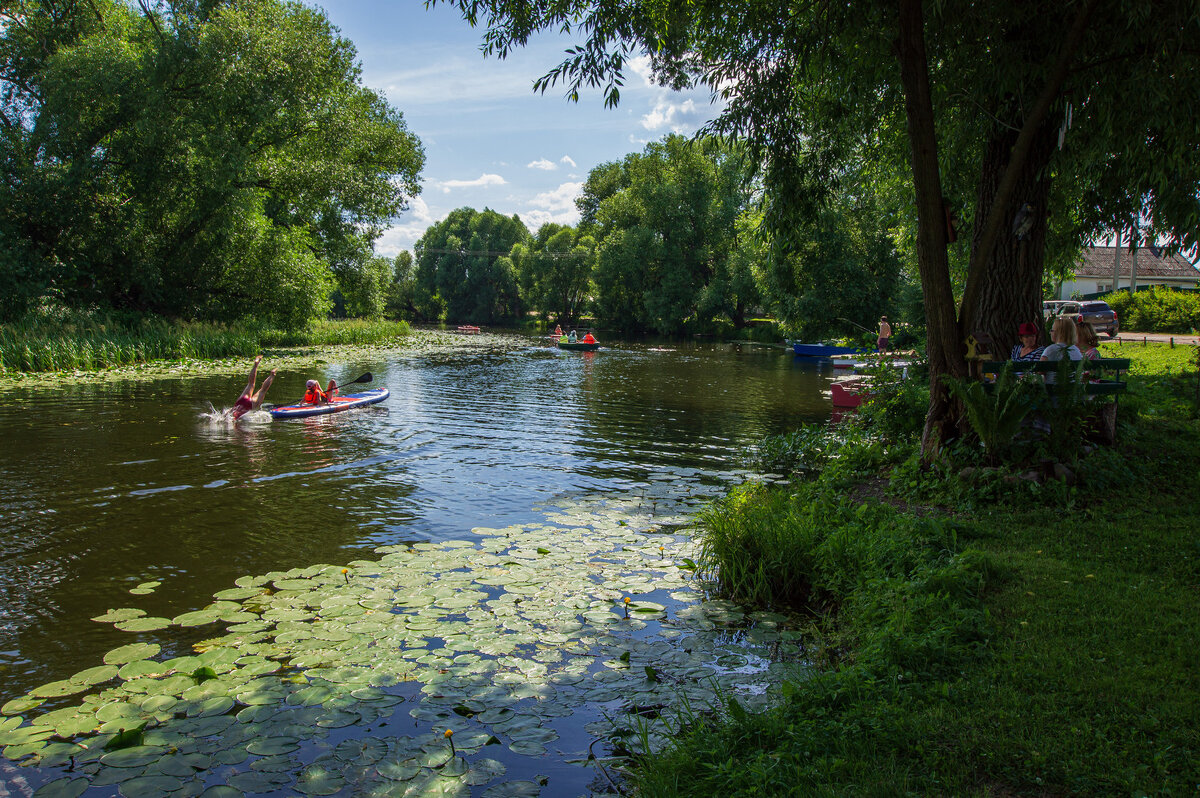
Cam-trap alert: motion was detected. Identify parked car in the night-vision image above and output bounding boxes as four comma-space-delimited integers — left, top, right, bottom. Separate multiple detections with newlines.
1042, 300, 1068, 323
1075, 300, 1119, 337
1044, 299, 1119, 337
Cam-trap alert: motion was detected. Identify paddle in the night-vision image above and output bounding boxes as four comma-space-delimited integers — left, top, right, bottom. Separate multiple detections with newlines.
264, 372, 373, 410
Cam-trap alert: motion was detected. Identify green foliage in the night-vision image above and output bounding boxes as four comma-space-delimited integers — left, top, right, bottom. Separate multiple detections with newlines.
942, 364, 1040, 463
580, 135, 758, 334
0, 308, 409, 373
744, 425, 847, 478
412, 208, 529, 324
1103, 286, 1200, 334
512, 224, 595, 323
0, 0, 424, 328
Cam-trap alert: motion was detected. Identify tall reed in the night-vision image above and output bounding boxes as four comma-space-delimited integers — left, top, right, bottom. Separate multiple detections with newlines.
0, 311, 411, 374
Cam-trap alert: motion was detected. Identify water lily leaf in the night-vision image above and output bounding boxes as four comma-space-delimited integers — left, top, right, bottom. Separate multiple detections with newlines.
100, 742, 159, 766
104, 643, 161, 666
315, 710, 361, 728
187, 696, 234, 718
296, 764, 345, 795
0, 724, 54, 747
30, 680, 87, 699
1, 696, 43, 716
117, 660, 163, 681
377, 760, 421, 781
69, 665, 120, 687
92, 608, 147, 624
245, 736, 300, 757
402, 773, 468, 797
32, 777, 89, 798
480, 780, 542, 797
462, 757, 506, 786
114, 617, 171, 632
172, 610, 222, 627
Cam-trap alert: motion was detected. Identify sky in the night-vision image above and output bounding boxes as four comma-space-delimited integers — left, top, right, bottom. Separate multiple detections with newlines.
308, 0, 721, 258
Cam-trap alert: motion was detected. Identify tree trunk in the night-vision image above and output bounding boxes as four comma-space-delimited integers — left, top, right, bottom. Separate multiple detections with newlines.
896, 0, 968, 458
966, 121, 1056, 355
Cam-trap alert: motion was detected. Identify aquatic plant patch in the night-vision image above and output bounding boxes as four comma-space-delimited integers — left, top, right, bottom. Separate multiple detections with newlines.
1, 476, 803, 796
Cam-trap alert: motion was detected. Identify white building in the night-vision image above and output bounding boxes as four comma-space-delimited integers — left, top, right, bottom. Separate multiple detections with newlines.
1057, 246, 1200, 299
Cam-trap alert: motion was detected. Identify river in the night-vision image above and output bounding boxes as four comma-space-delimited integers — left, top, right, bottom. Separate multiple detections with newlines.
0, 331, 835, 796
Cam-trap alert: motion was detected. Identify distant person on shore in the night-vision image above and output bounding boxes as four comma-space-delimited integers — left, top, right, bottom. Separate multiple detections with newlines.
1011, 322, 1044, 361
1077, 321, 1101, 361
876, 316, 892, 352
301, 379, 338, 406
231, 355, 276, 420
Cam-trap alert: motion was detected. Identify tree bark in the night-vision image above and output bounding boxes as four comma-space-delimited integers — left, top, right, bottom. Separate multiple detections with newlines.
895, 0, 967, 458
967, 121, 1056, 356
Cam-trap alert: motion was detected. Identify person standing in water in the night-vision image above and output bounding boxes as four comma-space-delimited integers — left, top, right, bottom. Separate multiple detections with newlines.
231, 355, 276, 420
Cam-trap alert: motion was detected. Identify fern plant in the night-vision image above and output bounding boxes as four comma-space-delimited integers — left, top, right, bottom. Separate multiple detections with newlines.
942, 364, 1040, 464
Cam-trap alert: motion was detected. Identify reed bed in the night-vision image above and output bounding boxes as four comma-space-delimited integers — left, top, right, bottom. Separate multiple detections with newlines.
0, 313, 411, 373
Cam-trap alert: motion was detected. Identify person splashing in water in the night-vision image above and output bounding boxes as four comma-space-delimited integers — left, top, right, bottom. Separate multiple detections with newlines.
231, 355, 276, 420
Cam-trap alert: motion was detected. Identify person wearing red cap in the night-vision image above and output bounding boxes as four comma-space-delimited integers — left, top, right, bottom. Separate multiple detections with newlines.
1011, 322, 1043, 361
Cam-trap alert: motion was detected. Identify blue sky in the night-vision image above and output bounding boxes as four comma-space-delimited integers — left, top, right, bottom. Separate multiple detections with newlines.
308, 0, 720, 257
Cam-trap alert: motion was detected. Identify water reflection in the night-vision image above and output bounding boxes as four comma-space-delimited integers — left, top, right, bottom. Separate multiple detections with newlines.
0, 334, 833, 704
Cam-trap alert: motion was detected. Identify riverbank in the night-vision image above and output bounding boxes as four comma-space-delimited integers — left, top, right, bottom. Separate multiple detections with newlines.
638, 343, 1199, 795
0, 313, 413, 376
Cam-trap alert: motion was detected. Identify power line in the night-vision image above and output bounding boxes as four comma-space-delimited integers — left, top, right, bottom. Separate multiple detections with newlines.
421, 248, 590, 259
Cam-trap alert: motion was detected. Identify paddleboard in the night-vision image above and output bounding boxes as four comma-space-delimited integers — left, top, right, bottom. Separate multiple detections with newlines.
268, 387, 389, 420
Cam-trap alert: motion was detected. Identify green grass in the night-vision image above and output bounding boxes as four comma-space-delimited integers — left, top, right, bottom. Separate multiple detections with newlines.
0, 311, 412, 373
638, 343, 1200, 796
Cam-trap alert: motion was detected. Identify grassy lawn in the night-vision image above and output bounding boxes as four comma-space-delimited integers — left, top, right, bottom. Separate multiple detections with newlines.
638, 344, 1199, 796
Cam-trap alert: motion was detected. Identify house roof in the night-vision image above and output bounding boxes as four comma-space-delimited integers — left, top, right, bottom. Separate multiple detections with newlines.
1076, 246, 1200, 280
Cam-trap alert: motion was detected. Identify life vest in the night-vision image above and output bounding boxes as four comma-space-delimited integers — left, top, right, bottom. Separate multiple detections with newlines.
582, 333, 596, 343
303, 386, 327, 404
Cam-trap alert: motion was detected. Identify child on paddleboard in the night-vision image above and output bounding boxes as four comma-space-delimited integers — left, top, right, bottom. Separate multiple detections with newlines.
301, 379, 339, 405
231, 355, 276, 420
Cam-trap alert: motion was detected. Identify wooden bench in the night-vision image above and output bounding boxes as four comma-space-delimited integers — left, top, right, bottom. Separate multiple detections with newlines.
980, 358, 1130, 397
981, 358, 1130, 443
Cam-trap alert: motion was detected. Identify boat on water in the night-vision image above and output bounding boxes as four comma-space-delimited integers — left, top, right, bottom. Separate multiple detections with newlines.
831, 376, 871, 408
558, 341, 600, 351
269, 387, 390, 420
456, 325, 481, 334
791, 341, 870, 358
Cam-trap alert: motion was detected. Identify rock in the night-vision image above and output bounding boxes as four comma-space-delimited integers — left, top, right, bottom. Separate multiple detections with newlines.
1053, 463, 1077, 485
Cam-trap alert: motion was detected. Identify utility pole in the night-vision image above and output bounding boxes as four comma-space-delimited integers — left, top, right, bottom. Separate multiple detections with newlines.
1111, 229, 1121, 292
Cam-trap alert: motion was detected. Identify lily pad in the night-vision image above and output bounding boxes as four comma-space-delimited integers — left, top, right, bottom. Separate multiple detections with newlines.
31, 777, 90, 798
104, 643, 161, 666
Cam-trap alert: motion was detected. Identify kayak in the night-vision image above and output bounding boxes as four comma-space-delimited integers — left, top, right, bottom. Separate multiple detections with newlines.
558, 341, 600, 351
268, 387, 389, 420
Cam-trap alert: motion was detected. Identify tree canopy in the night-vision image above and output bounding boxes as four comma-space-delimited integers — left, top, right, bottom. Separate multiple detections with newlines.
0, 0, 424, 327
412, 207, 530, 324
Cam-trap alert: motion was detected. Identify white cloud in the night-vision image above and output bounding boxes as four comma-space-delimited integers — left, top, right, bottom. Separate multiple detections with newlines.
527, 158, 557, 171
560, 155, 577, 168
641, 98, 705, 133
522, 181, 583, 229
434, 173, 507, 193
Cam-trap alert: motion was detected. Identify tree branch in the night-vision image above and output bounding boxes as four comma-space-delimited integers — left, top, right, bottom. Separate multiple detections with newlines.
958, 0, 1100, 326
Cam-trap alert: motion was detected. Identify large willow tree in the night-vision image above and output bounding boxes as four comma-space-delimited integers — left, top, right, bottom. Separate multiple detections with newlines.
438, 0, 1200, 452
0, 0, 424, 327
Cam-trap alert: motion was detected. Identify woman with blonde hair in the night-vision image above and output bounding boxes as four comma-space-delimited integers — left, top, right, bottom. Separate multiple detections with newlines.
1040, 316, 1082, 383
1076, 321, 1101, 361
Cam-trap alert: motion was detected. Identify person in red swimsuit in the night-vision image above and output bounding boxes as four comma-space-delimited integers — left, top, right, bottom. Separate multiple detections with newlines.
301, 379, 339, 405
231, 355, 276, 420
